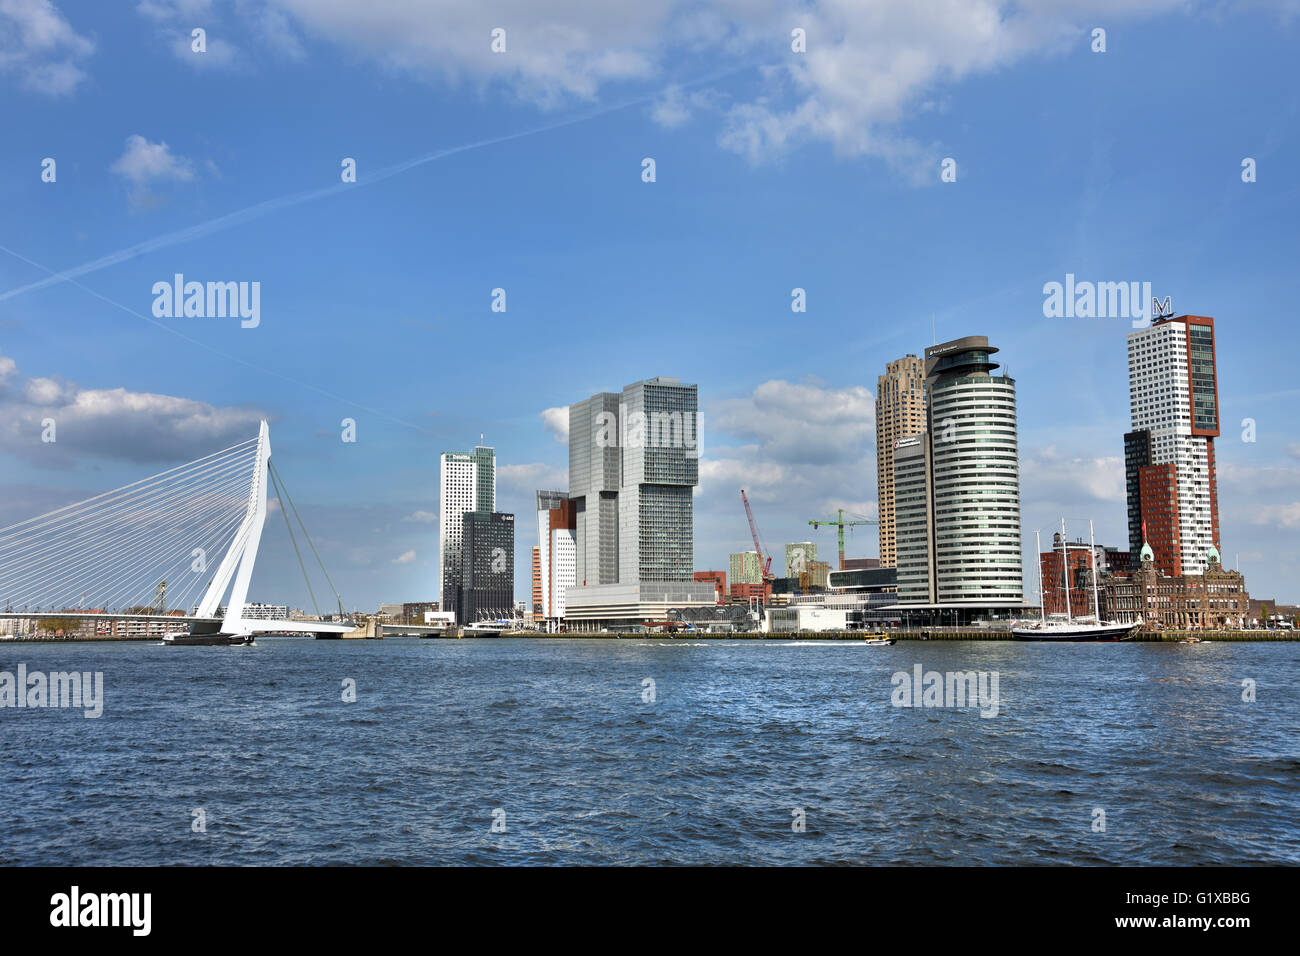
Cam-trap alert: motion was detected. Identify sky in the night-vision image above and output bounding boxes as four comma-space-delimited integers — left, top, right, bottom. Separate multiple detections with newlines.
1, 0, 1298, 613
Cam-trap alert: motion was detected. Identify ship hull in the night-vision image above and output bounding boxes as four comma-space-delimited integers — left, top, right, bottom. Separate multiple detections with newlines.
1011, 622, 1138, 642
163, 632, 254, 646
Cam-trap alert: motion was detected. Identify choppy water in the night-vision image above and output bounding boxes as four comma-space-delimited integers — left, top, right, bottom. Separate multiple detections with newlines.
2, 637, 1297, 865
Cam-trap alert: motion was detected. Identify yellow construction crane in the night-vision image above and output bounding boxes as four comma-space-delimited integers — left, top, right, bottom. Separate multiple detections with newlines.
808, 510, 878, 571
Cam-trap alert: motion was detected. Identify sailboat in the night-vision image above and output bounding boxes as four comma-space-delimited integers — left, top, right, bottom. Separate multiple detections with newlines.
1011, 519, 1140, 642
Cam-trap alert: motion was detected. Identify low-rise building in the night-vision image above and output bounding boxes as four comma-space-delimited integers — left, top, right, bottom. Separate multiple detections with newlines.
563, 581, 718, 632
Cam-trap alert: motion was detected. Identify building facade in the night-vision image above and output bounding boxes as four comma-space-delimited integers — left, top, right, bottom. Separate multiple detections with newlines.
729, 550, 761, 588
457, 510, 514, 624
535, 490, 577, 629
893, 336, 1023, 608
1124, 315, 1221, 576
785, 541, 817, 578
568, 378, 699, 588
875, 354, 927, 567
439, 444, 495, 619
693, 570, 727, 604
1104, 546, 1248, 629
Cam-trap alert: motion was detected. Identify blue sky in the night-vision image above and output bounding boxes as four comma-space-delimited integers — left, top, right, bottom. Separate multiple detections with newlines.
1, 0, 1298, 612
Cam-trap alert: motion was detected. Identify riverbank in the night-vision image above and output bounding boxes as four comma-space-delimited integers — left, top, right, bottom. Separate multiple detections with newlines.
5, 629, 1296, 643
496, 629, 1299, 641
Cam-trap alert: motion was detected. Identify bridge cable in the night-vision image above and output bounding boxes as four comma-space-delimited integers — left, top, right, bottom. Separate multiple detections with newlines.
267, 463, 320, 618
269, 459, 347, 619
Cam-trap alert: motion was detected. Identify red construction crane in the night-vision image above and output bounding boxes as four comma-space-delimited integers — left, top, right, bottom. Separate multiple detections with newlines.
739, 489, 774, 582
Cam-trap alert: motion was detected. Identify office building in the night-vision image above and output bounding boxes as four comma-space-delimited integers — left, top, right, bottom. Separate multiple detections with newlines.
457, 510, 514, 624
440, 443, 495, 618
693, 570, 727, 604
536, 490, 577, 630
730, 550, 761, 588
530, 547, 542, 619
1124, 314, 1221, 576
875, 355, 927, 567
785, 541, 817, 578
564, 377, 714, 627
891, 336, 1023, 617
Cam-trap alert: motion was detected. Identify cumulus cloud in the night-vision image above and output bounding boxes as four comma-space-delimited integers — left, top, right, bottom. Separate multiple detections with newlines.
403, 509, 438, 523
242, 0, 1246, 174
110, 134, 196, 185
540, 406, 569, 443
0, 0, 95, 96
391, 549, 416, 563
0, 352, 267, 465
709, 378, 875, 467
1021, 446, 1125, 504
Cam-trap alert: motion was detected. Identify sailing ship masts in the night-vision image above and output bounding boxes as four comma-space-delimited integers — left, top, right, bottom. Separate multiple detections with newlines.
1089, 519, 1101, 622
1036, 529, 1045, 623
1061, 518, 1072, 623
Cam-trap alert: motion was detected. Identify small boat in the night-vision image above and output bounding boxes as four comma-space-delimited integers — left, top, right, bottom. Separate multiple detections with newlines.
862, 634, 896, 646
163, 631, 255, 646
1179, 636, 1205, 644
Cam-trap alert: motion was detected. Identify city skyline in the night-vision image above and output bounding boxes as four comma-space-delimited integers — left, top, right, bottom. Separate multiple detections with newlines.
1, 3, 1297, 611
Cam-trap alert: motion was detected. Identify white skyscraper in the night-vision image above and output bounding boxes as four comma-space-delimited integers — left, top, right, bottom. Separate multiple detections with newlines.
1123, 314, 1221, 576
439, 444, 495, 617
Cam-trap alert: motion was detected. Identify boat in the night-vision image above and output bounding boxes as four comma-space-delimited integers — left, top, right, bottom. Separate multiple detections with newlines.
1179, 636, 1205, 644
460, 620, 505, 638
163, 630, 255, 646
1011, 518, 1139, 642
862, 633, 896, 646
1010, 618, 1139, 642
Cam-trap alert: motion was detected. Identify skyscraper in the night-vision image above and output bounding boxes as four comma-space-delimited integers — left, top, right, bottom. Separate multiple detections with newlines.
458, 510, 514, 624
568, 377, 699, 586
875, 354, 927, 567
1124, 314, 1221, 575
730, 550, 761, 587
785, 541, 817, 578
563, 377, 713, 630
439, 443, 495, 618
894, 336, 1022, 607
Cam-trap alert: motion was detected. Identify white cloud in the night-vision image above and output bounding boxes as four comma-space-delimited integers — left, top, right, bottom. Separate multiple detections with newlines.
392, 549, 416, 563
540, 406, 569, 443
1021, 446, 1125, 504
0, 0, 95, 96
0, 352, 267, 465
498, 461, 566, 494
109, 134, 196, 185
710, 378, 876, 466
403, 509, 437, 523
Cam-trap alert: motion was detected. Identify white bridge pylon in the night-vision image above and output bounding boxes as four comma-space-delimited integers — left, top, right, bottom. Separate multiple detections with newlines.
195, 419, 271, 633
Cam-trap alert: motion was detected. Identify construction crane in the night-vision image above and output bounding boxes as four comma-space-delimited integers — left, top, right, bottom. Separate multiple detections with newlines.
808, 509, 878, 571
739, 489, 774, 582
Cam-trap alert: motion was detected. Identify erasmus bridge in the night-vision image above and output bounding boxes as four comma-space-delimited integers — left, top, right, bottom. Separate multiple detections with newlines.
0, 422, 353, 640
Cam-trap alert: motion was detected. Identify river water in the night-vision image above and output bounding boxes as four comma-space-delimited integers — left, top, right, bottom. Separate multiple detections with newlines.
2, 637, 1296, 865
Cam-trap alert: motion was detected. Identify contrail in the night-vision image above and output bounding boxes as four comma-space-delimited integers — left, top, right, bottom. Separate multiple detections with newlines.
0, 63, 756, 303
